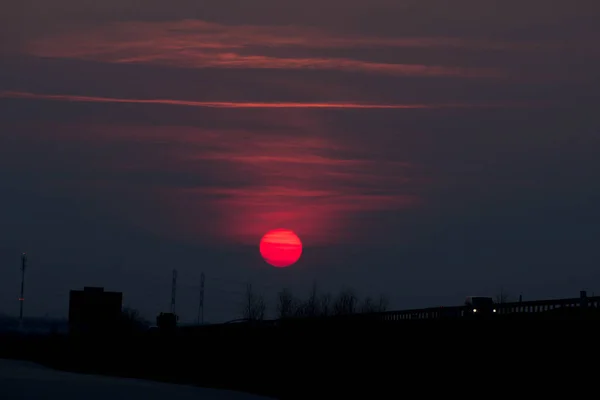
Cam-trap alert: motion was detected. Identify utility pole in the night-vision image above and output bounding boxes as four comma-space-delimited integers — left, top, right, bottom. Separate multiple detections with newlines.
197, 272, 205, 324
19, 253, 26, 330
170, 269, 178, 314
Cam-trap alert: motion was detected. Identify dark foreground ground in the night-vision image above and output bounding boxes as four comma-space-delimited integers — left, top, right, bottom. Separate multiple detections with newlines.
0, 359, 271, 400
1, 311, 598, 399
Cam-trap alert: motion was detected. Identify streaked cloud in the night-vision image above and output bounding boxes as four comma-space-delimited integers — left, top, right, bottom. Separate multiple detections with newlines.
24, 19, 506, 78
158, 127, 421, 244
26, 20, 539, 53
4, 121, 420, 245
0, 91, 529, 110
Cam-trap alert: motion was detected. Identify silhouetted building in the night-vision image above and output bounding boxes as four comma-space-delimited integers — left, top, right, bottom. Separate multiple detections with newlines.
156, 312, 178, 330
68, 287, 123, 334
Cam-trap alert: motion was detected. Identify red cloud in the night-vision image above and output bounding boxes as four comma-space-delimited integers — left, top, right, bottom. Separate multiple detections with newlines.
25, 20, 506, 78
16, 121, 422, 245
0, 91, 525, 109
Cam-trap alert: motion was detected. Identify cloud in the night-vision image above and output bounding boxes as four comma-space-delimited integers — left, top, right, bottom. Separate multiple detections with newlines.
24, 19, 551, 53
24, 20, 506, 78
0, 91, 530, 110
116, 52, 503, 78
1, 119, 422, 246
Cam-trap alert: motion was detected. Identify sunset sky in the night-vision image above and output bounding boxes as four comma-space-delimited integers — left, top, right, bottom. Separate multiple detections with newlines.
1, 1, 599, 322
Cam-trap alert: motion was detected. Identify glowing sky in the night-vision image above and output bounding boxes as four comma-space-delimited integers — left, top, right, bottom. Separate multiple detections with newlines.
0, 0, 599, 322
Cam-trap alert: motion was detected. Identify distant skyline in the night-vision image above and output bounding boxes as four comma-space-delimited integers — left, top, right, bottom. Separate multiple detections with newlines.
1, 0, 599, 322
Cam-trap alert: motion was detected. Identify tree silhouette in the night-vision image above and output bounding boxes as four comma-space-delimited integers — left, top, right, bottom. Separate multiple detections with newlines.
376, 295, 390, 312
272, 283, 389, 320
332, 289, 359, 316
304, 282, 319, 317
276, 288, 296, 319
119, 307, 150, 332
318, 292, 331, 316
290, 283, 333, 318
495, 289, 510, 305
243, 284, 266, 321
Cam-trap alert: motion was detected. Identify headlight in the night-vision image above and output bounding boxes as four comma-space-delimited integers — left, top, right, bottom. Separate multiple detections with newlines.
473, 308, 477, 313
493, 309, 497, 313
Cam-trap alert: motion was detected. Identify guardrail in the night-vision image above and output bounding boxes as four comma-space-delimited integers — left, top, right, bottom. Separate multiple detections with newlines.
496, 295, 600, 314
372, 305, 463, 321
370, 293, 600, 320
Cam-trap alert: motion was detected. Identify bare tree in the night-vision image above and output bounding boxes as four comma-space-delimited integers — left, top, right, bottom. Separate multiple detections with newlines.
276, 288, 295, 319
119, 307, 150, 332
318, 292, 331, 316
495, 288, 510, 305
243, 284, 266, 321
255, 296, 266, 321
359, 294, 388, 313
361, 296, 375, 313
293, 301, 306, 317
293, 282, 326, 318
377, 295, 390, 312
304, 282, 319, 317
332, 289, 359, 316
272, 282, 388, 319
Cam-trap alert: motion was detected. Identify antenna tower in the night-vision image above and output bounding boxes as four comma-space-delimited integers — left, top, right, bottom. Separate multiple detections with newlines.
197, 272, 205, 324
170, 269, 178, 314
19, 253, 26, 329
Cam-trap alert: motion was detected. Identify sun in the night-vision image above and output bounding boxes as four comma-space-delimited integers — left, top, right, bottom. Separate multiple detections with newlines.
259, 229, 303, 268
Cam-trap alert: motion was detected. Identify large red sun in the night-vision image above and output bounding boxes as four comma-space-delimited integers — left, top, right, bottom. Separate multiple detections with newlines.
259, 229, 303, 268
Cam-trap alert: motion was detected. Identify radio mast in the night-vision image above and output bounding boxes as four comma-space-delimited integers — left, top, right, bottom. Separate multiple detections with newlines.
197, 272, 205, 324
170, 269, 178, 314
19, 253, 26, 329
